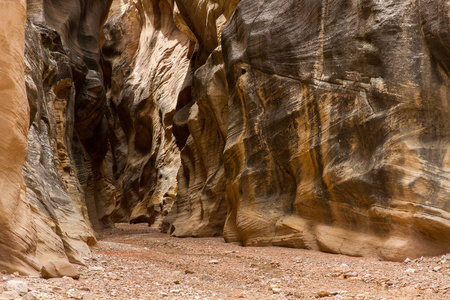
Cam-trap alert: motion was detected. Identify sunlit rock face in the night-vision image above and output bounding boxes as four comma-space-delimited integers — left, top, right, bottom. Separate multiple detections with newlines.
0, 0, 39, 275
163, 0, 240, 237
0, 0, 112, 274
1, 0, 449, 275
221, 0, 450, 261
102, 0, 190, 225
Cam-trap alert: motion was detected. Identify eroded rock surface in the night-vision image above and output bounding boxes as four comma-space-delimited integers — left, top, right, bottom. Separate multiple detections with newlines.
40, 260, 80, 279
221, 0, 450, 260
103, 0, 190, 225
1, 0, 112, 274
0, 0, 38, 275
23, 20, 96, 266
1, 0, 449, 275
163, 0, 240, 237
27, 0, 116, 233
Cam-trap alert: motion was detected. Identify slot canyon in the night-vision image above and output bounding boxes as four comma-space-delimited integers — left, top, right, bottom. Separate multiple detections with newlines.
0, 1, 448, 296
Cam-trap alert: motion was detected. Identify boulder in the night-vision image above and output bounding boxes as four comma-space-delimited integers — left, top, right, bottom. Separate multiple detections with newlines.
41, 261, 80, 279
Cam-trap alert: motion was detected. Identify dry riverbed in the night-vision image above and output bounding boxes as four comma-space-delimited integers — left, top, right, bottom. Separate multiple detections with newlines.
1, 223, 449, 299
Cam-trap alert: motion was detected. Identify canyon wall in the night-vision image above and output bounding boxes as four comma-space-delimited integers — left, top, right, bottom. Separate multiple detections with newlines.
101, 0, 238, 237
23, 19, 96, 268
102, 0, 190, 225
0, 0, 38, 275
163, 0, 240, 236
0, 0, 449, 274
104, 0, 449, 261
0, 0, 112, 274
221, 0, 450, 260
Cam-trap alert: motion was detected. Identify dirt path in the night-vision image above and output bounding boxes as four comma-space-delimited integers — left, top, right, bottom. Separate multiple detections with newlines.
2, 223, 450, 299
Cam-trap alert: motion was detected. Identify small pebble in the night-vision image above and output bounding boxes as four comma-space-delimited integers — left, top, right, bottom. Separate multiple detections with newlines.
316, 290, 331, 297
343, 272, 358, 278
201, 274, 211, 281
272, 287, 282, 294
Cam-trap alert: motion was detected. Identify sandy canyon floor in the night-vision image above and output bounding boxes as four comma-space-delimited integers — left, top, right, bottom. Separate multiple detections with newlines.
1, 223, 450, 299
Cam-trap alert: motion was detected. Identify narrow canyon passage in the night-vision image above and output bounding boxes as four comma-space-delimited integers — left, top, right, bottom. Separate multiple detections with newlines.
0, 0, 449, 287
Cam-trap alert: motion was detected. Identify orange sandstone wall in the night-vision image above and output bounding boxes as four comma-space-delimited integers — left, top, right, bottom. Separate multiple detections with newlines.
0, 0, 38, 274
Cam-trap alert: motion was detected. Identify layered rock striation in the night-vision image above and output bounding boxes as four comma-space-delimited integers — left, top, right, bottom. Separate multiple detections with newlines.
0, 0, 449, 274
0, 0, 113, 274
23, 20, 97, 268
102, 0, 190, 226
103, 0, 450, 261
164, 0, 240, 236
221, 0, 450, 260
0, 0, 38, 275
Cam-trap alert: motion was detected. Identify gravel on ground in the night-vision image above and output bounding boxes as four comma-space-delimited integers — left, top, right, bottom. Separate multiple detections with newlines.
2, 223, 449, 299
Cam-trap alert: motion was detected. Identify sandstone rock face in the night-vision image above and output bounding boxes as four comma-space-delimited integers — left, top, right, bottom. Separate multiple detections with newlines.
28, 0, 116, 231
163, 0, 240, 236
101, 0, 241, 236
103, 0, 190, 225
23, 20, 96, 266
23, 0, 115, 266
1, 0, 449, 274
0, 0, 112, 274
28, 0, 112, 72
221, 0, 450, 260
99, 0, 450, 260
0, 0, 39, 275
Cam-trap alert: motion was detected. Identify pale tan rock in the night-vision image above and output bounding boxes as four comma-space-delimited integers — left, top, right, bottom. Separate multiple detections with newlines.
26, 0, 116, 233
0, 0, 39, 275
0, 0, 113, 275
23, 20, 97, 267
103, 0, 190, 225
174, 0, 240, 53
166, 47, 229, 236
103, 1, 450, 262
2, 0, 446, 274
41, 261, 80, 279
164, 0, 241, 237
103, 1, 241, 236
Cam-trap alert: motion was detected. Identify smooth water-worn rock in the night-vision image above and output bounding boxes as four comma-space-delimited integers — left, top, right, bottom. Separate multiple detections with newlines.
23, 20, 96, 266
23, 0, 114, 268
41, 260, 80, 279
221, 0, 450, 260
0, 0, 39, 275
28, 0, 115, 232
27, 0, 112, 72
1, 0, 112, 274
103, 0, 190, 225
163, 0, 241, 237
1, 0, 449, 275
